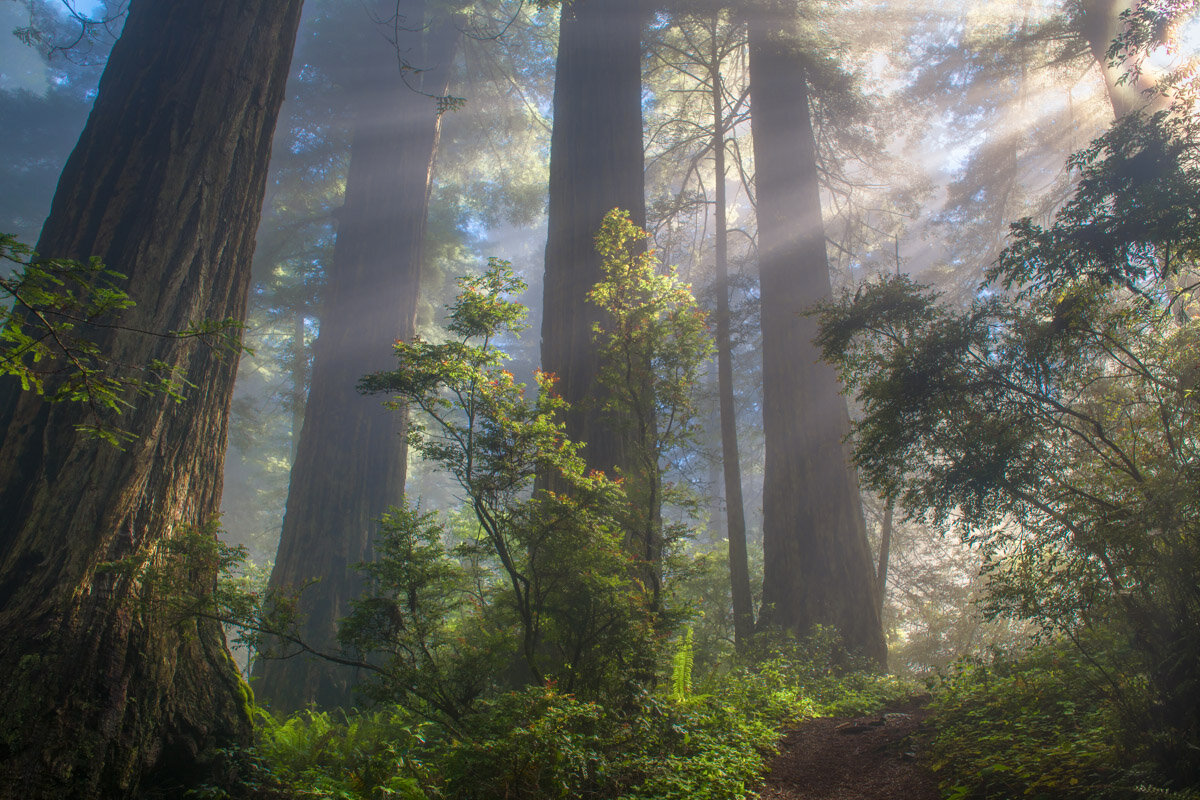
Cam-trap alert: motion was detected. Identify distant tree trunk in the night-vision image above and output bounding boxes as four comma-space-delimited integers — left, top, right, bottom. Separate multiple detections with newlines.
0, 2, 303, 798
541, 0, 655, 597
541, 0, 647, 478
876, 501, 893, 620
292, 306, 307, 462
254, 0, 457, 713
710, 33, 754, 650
704, 376, 725, 545
748, 4, 885, 665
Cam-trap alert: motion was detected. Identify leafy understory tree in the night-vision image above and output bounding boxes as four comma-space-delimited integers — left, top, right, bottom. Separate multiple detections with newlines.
207, 221, 863, 800
352, 211, 714, 703
358, 259, 655, 701
0, 234, 240, 445
589, 208, 715, 620
817, 109, 1200, 781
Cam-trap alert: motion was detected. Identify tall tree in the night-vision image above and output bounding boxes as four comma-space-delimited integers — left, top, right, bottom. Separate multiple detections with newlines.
540, 0, 659, 600
747, 1, 885, 663
1076, 0, 1160, 117
0, 1, 304, 797
704, 15, 755, 649
255, 0, 458, 713
541, 0, 647, 478
641, 11, 761, 645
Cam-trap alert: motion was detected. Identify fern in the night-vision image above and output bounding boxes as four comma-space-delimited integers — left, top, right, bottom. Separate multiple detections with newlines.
671, 627, 694, 701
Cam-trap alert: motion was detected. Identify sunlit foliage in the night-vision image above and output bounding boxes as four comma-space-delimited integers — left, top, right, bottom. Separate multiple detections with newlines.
819, 109, 1200, 781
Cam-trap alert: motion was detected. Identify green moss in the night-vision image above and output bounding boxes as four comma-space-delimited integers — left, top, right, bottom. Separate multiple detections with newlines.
223, 647, 256, 724
236, 675, 255, 723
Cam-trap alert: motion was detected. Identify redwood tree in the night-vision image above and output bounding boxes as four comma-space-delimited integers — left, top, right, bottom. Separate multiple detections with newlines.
540, 0, 657, 602
748, 2, 885, 663
255, 0, 459, 713
0, 1, 304, 797
541, 0, 648, 478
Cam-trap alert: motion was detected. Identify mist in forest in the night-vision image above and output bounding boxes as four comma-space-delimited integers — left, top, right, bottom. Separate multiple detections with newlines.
1, 0, 1197, 796
0, 0, 1152, 678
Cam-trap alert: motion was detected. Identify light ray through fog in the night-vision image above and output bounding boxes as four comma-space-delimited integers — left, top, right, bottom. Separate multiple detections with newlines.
0, 0, 1163, 698
1148, 10, 1200, 71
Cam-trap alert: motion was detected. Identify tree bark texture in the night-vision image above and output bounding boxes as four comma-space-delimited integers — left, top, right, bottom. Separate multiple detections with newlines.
254, 0, 457, 714
0, 1, 303, 797
748, 7, 886, 665
541, 0, 663, 606
541, 0, 647, 478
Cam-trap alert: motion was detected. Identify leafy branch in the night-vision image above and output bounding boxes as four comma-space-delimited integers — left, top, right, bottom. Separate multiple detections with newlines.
0, 234, 244, 446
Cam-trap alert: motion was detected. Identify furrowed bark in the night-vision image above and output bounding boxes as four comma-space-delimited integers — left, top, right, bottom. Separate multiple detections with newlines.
541, 0, 662, 603
0, 1, 304, 796
541, 0, 647, 478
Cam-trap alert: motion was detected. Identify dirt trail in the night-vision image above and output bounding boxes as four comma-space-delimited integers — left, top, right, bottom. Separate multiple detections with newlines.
757, 698, 940, 800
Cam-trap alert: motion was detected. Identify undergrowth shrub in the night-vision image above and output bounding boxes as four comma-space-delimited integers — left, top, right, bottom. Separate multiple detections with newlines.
441, 675, 793, 800
734, 626, 917, 718
811, 670, 915, 717
240, 638, 913, 800
441, 685, 605, 800
254, 707, 434, 799
924, 641, 1193, 800
611, 691, 778, 800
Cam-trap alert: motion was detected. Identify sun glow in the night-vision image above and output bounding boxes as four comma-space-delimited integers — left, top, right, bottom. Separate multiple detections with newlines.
1148, 13, 1200, 70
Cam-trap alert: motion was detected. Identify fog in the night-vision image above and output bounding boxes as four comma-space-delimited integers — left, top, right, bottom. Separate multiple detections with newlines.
0, 0, 1152, 676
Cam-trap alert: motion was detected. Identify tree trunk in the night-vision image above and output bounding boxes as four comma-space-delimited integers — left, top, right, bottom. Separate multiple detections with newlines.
292, 306, 307, 462
541, 0, 647, 478
710, 32, 755, 650
541, 0, 658, 604
0, 1, 303, 797
748, 5, 885, 665
254, 0, 457, 714
876, 501, 893, 620
704, 376, 726, 545
1078, 0, 1157, 118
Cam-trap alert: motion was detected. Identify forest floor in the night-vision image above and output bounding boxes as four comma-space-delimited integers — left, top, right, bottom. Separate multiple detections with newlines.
757, 697, 940, 800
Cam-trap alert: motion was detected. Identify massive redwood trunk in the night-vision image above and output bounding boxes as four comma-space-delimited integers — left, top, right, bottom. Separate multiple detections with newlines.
748, 4, 885, 664
0, 1, 303, 797
541, 0, 647, 478
254, 0, 457, 713
541, 0, 658, 606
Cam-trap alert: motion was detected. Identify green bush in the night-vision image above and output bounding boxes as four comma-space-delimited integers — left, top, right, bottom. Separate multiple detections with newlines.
244, 655, 869, 800
442, 677, 789, 800
733, 626, 918, 718
611, 692, 779, 800
254, 707, 434, 799
926, 644, 1124, 800
241, 627, 930, 800
441, 685, 606, 800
